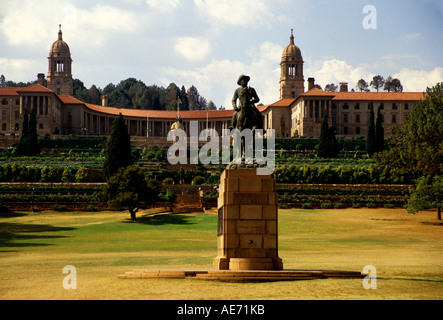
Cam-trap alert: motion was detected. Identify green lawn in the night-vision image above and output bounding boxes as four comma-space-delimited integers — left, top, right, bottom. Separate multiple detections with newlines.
0, 208, 442, 300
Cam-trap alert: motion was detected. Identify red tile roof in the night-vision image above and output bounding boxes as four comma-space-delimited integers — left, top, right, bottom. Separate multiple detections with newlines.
0, 87, 20, 96
300, 87, 424, 101
332, 91, 425, 101
16, 83, 55, 93
85, 103, 235, 120
58, 95, 85, 104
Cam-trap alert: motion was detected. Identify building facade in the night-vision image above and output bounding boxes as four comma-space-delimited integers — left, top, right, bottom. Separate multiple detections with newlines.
0, 28, 426, 146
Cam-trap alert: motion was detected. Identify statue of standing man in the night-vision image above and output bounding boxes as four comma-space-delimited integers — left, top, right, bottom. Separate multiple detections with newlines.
230, 75, 264, 131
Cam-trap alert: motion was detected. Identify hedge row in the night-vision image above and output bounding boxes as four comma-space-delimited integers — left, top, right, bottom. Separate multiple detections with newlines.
274, 164, 413, 185
0, 163, 91, 183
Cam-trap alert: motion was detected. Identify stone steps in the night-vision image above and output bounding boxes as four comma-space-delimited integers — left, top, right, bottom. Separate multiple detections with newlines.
117, 269, 364, 282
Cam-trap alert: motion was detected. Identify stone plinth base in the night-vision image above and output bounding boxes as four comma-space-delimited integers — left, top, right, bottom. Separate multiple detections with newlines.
214, 169, 283, 271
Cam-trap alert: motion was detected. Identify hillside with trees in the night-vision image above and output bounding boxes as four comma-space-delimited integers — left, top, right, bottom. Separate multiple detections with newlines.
73, 78, 218, 111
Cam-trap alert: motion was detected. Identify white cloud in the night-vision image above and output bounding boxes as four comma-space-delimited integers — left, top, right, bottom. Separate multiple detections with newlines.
0, 1, 139, 48
174, 37, 211, 62
194, 0, 274, 31
0, 58, 42, 81
162, 41, 282, 108
146, 0, 182, 10
404, 33, 421, 42
306, 59, 374, 90
393, 67, 443, 92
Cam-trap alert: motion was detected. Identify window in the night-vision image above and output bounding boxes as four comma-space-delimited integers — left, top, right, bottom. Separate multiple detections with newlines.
1, 123, 6, 131
355, 114, 360, 123
1, 98, 7, 105
344, 127, 348, 135
15, 110, 19, 120
331, 114, 337, 123
343, 103, 349, 109
392, 103, 398, 110
356, 127, 361, 135
392, 115, 397, 123
405, 103, 409, 110
355, 103, 360, 110
2, 110, 6, 120
343, 114, 348, 123
39, 123, 44, 129
379, 103, 384, 110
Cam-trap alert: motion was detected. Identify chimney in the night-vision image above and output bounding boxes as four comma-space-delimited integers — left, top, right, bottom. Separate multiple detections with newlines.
102, 95, 108, 107
307, 77, 315, 90
339, 82, 348, 92
37, 73, 45, 86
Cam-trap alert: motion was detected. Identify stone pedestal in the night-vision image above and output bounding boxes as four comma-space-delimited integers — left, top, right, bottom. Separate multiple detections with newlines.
213, 169, 283, 270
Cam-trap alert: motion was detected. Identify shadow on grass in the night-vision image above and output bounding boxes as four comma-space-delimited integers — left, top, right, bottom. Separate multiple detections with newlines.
127, 213, 196, 226
0, 222, 76, 252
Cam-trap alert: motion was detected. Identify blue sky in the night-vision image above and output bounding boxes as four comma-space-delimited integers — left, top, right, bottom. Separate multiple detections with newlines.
1, 0, 442, 108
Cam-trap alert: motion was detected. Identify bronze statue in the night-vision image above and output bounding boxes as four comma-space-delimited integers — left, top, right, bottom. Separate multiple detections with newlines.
230, 75, 263, 131
228, 75, 265, 168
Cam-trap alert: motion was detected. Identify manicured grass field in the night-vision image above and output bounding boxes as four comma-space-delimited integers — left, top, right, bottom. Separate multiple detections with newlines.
0, 208, 442, 300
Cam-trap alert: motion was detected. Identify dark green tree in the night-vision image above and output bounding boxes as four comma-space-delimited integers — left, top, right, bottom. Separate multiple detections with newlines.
99, 165, 158, 221
366, 102, 376, 157
16, 108, 29, 155
370, 75, 385, 92
375, 106, 384, 153
375, 83, 443, 219
317, 114, 339, 158
103, 113, 133, 180
407, 175, 442, 220
28, 108, 40, 155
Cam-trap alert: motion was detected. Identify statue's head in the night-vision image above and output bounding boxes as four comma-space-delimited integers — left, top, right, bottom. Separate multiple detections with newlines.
237, 74, 250, 86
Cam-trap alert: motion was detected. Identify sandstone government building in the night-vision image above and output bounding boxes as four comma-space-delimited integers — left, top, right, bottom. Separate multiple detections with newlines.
0, 27, 425, 147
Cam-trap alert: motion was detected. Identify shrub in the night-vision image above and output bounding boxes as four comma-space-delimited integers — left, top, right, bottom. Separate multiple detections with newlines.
321, 202, 333, 209
352, 203, 361, 208
0, 205, 10, 213
366, 203, 377, 208
334, 203, 345, 209
191, 175, 205, 185
302, 203, 313, 209
52, 204, 68, 212
162, 177, 174, 185
75, 167, 90, 182
87, 204, 97, 212
384, 203, 395, 209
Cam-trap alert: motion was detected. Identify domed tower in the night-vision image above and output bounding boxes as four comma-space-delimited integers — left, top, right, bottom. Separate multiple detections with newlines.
47, 25, 73, 95
279, 29, 304, 99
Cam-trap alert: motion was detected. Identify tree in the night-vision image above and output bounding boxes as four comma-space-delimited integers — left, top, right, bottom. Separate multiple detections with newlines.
370, 75, 385, 92
366, 101, 376, 157
375, 106, 384, 153
317, 114, 339, 158
99, 165, 158, 220
28, 108, 40, 155
384, 76, 403, 92
375, 83, 443, 219
206, 100, 216, 110
324, 83, 338, 92
356, 79, 369, 92
0, 75, 5, 87
17, 108, 40, 156
407, 175, 442, 220
16, 108, 29, 155
187, 85, 201, 110
103, 113, 133, 180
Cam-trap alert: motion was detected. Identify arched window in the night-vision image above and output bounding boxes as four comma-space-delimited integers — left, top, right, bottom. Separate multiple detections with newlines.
39, 123, 44, 129
1, 123, 6, 131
